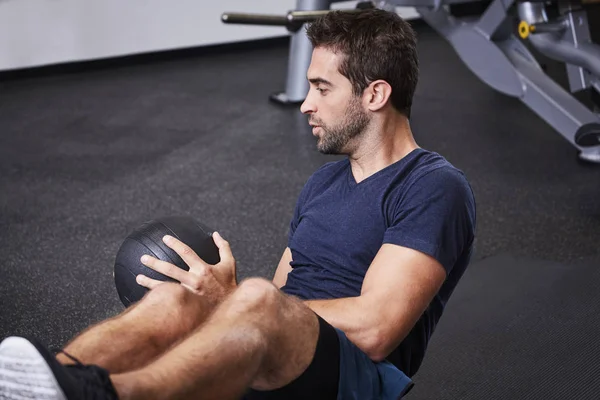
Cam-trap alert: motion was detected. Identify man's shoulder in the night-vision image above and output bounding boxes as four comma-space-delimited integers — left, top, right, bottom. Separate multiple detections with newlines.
315, 158, 349, 174
386, 149, 474, 212
407, 149, 470, 191
388, 149, 477, 234
296, 159, 349, 204
306, 159, 349, 184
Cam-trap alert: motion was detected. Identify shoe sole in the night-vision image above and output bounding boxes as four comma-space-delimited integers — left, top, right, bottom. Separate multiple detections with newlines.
0, 336, 67, 400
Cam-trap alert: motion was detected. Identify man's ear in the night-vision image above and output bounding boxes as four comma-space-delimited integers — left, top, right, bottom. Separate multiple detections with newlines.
364, 80, 392, 112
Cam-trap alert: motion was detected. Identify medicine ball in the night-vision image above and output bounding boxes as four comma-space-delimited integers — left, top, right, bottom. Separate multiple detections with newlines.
114, 216, 220, 307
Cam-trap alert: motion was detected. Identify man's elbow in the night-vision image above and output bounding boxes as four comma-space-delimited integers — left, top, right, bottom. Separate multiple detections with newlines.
359, 329, 395, 363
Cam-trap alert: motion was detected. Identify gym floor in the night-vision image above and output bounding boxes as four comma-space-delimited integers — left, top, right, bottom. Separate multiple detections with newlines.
1, 22, 599, 399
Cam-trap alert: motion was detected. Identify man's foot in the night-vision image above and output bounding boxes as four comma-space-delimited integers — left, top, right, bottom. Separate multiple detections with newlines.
0, 336, 118, 400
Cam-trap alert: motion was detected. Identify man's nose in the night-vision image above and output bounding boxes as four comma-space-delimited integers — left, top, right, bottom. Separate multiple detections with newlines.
300, 92, 315, 115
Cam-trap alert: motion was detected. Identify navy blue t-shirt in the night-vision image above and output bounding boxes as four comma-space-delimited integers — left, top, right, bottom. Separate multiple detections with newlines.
281, 148, 476, 376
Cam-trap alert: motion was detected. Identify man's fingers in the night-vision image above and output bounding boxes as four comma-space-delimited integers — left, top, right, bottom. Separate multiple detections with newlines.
140, 254, 188, 284
136, 274, 164, 290
212, 231, 234, 264
162, 235, 206, 268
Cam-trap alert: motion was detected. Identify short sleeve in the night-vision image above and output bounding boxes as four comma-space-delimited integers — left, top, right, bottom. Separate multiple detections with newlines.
383, 167, 476, 273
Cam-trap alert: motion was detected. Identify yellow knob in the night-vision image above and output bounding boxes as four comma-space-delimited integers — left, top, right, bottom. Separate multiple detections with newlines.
518, 21, 531, 39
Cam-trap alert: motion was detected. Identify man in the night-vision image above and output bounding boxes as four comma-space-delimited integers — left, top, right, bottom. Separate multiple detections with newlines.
0, 8, 476, 400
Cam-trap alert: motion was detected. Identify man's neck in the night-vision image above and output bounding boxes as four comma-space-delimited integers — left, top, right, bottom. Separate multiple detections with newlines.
348, 115, 419, 184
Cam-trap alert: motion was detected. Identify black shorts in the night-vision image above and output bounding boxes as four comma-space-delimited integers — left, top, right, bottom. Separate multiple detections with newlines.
244, 315, 340, 400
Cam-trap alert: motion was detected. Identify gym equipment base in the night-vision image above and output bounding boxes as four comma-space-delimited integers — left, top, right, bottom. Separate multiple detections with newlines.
269, 91, 305, 105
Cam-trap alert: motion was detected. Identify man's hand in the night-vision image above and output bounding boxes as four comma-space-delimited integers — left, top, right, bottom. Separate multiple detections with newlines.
136, 232, 237, 305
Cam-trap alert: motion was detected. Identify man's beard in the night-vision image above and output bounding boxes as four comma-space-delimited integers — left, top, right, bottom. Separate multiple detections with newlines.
312, 97, 370, 155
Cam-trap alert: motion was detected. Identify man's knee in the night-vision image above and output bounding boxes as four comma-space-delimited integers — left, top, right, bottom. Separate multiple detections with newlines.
230, 278, 280, 314
141, 282, 196, 312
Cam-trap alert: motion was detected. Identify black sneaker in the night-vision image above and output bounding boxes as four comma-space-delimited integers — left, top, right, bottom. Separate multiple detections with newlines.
0, 336, 119, 399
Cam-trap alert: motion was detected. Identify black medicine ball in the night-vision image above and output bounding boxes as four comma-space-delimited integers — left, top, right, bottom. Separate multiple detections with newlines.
114, 216, 220, 307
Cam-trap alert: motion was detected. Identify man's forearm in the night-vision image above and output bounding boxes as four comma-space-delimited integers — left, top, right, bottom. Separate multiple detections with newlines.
304, 298, 359, 330
304, 297, 383, 360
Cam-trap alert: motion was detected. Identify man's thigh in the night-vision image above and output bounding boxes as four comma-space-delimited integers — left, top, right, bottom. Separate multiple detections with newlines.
244, 315, 340, 400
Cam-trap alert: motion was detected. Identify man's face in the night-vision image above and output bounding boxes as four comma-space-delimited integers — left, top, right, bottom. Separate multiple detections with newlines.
300, 47, 370, 155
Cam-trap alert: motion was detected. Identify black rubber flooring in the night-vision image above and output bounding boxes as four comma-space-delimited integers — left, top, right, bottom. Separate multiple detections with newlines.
1, 22, 599, 399
412, 253, 600, 399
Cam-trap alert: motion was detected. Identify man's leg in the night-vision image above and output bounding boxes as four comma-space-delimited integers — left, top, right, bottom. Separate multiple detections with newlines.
111, 278, 322, 400
57, 283, 215, 373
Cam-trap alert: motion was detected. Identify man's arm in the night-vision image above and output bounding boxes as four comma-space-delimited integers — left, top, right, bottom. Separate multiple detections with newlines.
305, 243, 446, 362
272, 248, 293, 289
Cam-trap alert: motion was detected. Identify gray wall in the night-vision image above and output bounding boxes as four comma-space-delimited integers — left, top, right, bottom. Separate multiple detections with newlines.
0, 0, 418, 71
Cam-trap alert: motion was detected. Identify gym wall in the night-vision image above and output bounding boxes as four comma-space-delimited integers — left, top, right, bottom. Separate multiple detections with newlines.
0, 0, 419, 72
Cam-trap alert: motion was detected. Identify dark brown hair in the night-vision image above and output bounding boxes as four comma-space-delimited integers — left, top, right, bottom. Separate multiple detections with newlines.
306, 9, 419, 117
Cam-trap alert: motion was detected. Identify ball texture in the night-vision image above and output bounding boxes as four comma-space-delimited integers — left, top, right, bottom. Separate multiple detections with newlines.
114, 216, 220, 307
